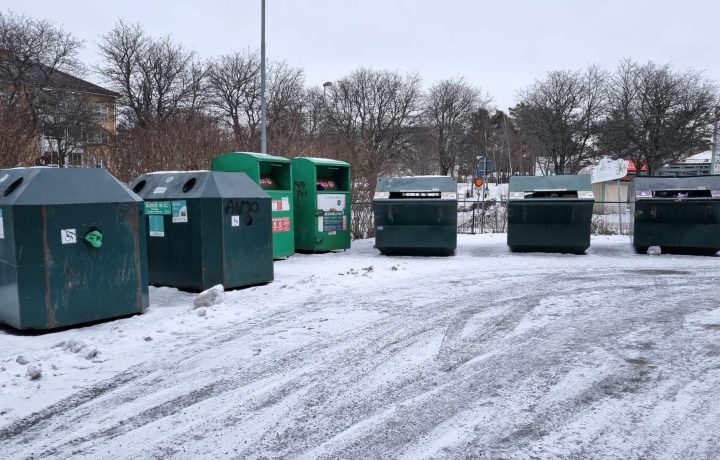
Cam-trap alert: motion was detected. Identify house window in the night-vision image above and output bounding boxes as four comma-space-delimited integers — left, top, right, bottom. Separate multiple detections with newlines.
93, 104, 109, 123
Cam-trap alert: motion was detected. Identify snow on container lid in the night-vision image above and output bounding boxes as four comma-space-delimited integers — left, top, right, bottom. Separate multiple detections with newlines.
633, 175, 720, 199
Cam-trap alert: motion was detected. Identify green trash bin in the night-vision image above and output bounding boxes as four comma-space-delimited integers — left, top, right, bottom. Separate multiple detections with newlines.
0, 167, 148, 330
130, 171, 274, 291
507, 175, 594, 253
292, 157, 352, 252
630, 175, 720, 255
211, 152, 294, 259
373, 176, 458, 256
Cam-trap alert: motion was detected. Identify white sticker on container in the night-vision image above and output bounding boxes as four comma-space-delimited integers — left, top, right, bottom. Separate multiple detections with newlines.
0, 209, 4, 239
317, 194, 345, 212
153, 187, 167, 194
61, 229, 77, 244
231, 215, 240, 227
282, 196, 290, 211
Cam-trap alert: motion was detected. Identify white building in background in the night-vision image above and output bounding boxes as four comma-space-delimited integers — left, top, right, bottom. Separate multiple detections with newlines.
658, 151, 712, 176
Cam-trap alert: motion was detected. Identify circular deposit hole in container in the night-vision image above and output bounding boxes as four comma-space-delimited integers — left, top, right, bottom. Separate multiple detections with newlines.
182, 177, 197, 193
132, 180, 146, 193
3, 177, 23, 196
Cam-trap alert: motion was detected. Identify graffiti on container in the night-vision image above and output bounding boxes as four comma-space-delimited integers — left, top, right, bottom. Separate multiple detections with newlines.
224, 200, 260, 215
294, 181, 308, 199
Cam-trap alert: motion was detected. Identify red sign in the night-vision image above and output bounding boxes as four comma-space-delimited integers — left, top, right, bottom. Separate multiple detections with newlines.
272, 217, 291, 233
316, 178, 337, 190
260, 176, 274, 188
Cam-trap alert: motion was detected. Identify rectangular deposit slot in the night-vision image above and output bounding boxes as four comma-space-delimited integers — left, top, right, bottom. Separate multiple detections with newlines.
524, 190, 579, 199
389, 191, 442, 199
651, 189, 712, 198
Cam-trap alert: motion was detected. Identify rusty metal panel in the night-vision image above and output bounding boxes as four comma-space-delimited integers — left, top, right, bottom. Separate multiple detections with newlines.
0, 168, 148, 330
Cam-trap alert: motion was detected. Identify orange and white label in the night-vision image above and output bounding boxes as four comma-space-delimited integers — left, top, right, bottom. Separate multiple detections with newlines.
272, 217, 291, 233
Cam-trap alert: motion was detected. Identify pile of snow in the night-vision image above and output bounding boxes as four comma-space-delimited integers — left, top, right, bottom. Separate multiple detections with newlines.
193, 284, 225, 309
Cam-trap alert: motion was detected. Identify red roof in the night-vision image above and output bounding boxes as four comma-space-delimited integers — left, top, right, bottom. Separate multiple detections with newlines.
626, 160, 647, 172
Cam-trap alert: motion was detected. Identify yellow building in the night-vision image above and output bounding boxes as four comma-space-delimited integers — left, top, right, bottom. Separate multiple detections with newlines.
0, 54, 118, 168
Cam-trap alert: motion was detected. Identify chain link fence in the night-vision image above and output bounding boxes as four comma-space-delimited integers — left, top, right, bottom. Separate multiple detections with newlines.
351, 199, 630, 238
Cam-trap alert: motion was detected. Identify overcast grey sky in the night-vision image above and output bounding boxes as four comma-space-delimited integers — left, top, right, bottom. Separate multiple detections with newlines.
5, 0, 719, 110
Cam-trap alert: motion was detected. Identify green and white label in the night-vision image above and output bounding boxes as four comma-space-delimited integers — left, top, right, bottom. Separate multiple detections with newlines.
149, 215, 165, 237
172, 200, 188, 223
145, 201, 172, 215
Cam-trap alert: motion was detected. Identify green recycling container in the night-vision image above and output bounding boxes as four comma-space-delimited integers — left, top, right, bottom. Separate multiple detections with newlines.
373, 176, 458, 256
0, 167, 148, 330
292, 157, 351, 252
211, 152, 294, 259
630, 175, 720, 255
507, 175, 594, 253
129, 171, 274, 291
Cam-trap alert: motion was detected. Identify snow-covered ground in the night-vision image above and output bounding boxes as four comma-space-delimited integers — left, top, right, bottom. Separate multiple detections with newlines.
1, 235, 719, 459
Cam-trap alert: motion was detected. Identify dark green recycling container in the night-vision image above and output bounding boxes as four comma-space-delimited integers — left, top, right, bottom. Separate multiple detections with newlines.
292, 157, 352, 252
507, 175, 594, 253
0, 167, 148, 330
373, 176, 458, 256
630, 175, 720, 255
211, 152, 294, 259
130, 171, 274, 291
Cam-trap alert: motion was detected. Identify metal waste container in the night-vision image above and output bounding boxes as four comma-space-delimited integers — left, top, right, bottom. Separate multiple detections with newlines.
0, 167, 148, 330
373, 176, 457, 256
507, 175, 594, 253
630, 175, 720, 255
292, 157, 351, 252
130, 171, 274, 290
211, 152, 294, 259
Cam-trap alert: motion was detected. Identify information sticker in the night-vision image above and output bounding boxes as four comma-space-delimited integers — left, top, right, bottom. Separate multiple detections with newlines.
144, 201, 171, 215
61, 229, 77, 244
149, 215, 165, 237
172, 200, 188, 223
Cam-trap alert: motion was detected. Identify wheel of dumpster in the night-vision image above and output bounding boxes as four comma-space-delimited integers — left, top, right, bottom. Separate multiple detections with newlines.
634, 246, 648, 255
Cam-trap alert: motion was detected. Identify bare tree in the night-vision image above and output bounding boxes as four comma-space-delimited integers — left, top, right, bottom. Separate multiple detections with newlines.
97, 20, 206, 128
0, 105, 36, 167
324, 68, 423, 179
207, 53, 306, 153
207, 50, 260, 148
0, 11, 83, 115
266, 61, 306, 153
111, 113, 233, 182
400, 126, 441, 176
39, 90, 108, 167
425, 78, 488, 177
512, 66, 606, 174
598, 59, 718, 174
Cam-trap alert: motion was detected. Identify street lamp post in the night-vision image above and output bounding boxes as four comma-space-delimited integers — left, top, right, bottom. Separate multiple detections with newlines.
260, 0, 267, 154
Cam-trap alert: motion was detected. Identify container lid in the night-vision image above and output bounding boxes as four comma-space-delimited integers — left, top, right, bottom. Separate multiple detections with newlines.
633, 175, 720, 192
509, 175, 592, 193
0, 167, 141, 205
130, 171, 270, 200
292, 157, 350, 167
214, 151, 291, 164
375, 176, 456, 193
